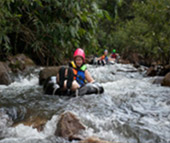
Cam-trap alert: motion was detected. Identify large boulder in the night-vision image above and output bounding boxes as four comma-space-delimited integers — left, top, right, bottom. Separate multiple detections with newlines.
39, 66, 61, 85
8, 54, 35, 72
161, 72, 170, 87
55, 112, 85, 139
79, 137, 111, 143
146, 64, 170, 77
0, 62, 12, 85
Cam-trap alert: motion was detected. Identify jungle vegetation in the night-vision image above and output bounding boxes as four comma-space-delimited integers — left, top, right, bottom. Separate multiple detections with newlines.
0, 0, 170, 65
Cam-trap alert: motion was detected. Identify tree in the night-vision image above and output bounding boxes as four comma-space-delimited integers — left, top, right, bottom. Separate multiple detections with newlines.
0, 0, 104, 65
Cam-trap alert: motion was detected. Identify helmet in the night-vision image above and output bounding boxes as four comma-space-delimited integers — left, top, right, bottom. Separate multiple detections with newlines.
104, 49, 108, 53
112, 49, 116, 53
104, 49, 108, 55
73, 48, 85, 62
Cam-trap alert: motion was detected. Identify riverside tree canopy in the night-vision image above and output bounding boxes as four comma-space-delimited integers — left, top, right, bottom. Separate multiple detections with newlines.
0, 0, 170, 65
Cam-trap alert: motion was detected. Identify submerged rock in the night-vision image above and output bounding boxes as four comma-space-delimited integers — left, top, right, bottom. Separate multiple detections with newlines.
79, 137, 111, 143
0, 110, 13, 139
161, 72, 170, 87
0, 110, 13, 128
13, 116, 48, 132
0, 62, 12, 85
152, 77, 164, 84
39, 66, 61, 85
55, 112, 85, 139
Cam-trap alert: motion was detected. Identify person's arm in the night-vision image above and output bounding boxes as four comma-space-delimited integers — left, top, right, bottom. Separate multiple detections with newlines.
96, 56, 102, 61
85, 70, 95, 83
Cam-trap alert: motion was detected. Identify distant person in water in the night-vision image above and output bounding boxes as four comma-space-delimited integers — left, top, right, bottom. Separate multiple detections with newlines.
110, 49, 120, 63
57, 48, 94, 93
96, 49, 109, 65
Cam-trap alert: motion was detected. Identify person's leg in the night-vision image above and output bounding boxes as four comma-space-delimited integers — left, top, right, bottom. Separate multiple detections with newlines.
101, 60, 105, 66
58, 67, 78, 88
58, 67, 66, 88
71, 80, 80, 91
63, 80, 80, 90
67, 67, 74, 90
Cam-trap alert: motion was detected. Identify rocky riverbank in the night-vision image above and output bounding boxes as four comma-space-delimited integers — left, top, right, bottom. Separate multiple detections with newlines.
1, 54, 170, 87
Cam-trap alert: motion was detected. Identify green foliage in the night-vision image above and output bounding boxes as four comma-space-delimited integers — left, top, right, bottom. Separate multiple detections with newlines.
99, 0, 170, 65
0, 0, 20, 57
0, 0, 170, 65
0, 0, 104, 65
132, 0, 170, 64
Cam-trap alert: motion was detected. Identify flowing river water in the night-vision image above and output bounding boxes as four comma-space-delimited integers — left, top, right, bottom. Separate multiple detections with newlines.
0, 64, 170, 143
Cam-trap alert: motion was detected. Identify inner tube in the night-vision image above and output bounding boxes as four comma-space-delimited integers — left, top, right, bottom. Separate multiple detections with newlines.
43, 76, 104, 96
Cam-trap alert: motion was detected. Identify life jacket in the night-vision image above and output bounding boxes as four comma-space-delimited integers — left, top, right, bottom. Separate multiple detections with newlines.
70, 61, 87, 86
101, 55, 108, 62
111, 53, 117, 59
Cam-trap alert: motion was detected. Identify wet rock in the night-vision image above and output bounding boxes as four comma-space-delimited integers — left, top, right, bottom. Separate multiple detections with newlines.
117, 69, 137, 73
133, 62, 140, 68
13, 116, 48, 132
8, 54, 35, 72
159, 65, 170, 76
86, 55, 94, 64
69, 135, 84, 141
55, 112, 86, 139
146, 64, 170, 76
0, 62, 12, 85
118, 58, 130, 64
39, 66, 61, 85
122, 53, 145, 65
0, 110, 13, 128
165, 65, 170, 71
146, 67, 157, 76
161, 72, 170, 87
152, 77, 164, 84
0, 110, 13, 139
138, 66, 148, 72
30, 118, 47, 132
79, 137, 111, 143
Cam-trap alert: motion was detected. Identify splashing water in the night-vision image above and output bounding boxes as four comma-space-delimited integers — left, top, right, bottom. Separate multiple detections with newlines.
0, 64, 170, 143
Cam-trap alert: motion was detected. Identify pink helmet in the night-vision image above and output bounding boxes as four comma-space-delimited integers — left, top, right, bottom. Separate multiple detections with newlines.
73, 48, 85, 62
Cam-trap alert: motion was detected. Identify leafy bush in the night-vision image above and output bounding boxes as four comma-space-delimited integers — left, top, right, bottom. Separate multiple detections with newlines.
0, 0, 104, 65
0, 0, 170, 65
102, 0, 170, 65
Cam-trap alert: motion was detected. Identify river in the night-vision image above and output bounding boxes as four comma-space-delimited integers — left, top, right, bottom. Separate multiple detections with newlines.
0, 64, 170, 143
